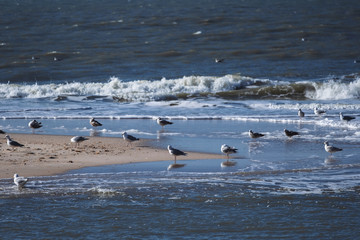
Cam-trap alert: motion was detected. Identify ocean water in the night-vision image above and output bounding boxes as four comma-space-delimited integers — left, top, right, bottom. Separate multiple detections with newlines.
1, 0, 360, 239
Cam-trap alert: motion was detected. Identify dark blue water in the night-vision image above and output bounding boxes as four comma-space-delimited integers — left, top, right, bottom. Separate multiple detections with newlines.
1, 0, 359, 84
1, 1, 360, 239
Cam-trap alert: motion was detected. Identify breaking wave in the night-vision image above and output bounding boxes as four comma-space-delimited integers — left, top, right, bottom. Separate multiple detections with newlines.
1, 74, 359, 101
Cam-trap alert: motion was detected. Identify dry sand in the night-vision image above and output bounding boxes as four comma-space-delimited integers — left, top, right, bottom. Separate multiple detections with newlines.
0, 133, 222, 179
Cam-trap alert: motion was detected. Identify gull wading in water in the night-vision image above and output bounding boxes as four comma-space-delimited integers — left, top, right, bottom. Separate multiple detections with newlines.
156, 117, 173, 129
339, 112, 355, 122
5, 135, 24, 149
167, 145, 187, 170
90, 118, 102, 127
249, 130, 265, 139
324, 141, 342, 155
284, 129, 299, 138
14, 173, 28, 188
71, 136, 89, 147
28, 120, 42, 133
122, 132, 139, 147
220, 144, 237, 167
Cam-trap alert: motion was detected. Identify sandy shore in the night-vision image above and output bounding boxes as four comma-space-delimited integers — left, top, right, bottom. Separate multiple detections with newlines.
0, 133, 222, 179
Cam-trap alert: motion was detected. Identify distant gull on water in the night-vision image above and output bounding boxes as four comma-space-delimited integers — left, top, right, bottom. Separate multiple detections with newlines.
90, 118, 102, 127
167, 145, 187, 170
298, 109, 305, 118
324, 141, 342, 155
284, 129, 299, 138
28, 120, 42, 133
14, 173, 28, 188
157, 117, 173, 129
249, 130, 264, 139
122, 132, 139, 147
71, 136, 89, 147
339, 112, 355, 122
5, 135, 24, 149
314, 107, 326, 116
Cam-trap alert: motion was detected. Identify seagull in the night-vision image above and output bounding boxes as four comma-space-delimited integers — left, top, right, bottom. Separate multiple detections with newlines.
314, 107, 326, 116
90, 118, 102, 127
167, 145, 187, 161
5, 135, 24, 149
71, 136, 89, 147
249, 130, 264, 139
14, 173, 28, 188
167, 145, 187, 170
220, 144, 237, 167
156, 117, 173, 129
215, 58, 224, 63
122, 132, 139, 146
28, 120, 42, 133
340, 112, 355, 122
284, 129, 299, 138
324, 141, 342, 155
221, 144, 237, 159
298, 109, 305, 118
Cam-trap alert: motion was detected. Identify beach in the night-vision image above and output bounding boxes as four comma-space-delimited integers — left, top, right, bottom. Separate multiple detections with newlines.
0, 133, 221, 179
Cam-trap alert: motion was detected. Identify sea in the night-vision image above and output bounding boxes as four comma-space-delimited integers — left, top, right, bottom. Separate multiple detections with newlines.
1, 0, 360, 239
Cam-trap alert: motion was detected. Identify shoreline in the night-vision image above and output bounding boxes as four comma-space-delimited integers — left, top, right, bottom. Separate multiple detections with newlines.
0, 133, 223, 179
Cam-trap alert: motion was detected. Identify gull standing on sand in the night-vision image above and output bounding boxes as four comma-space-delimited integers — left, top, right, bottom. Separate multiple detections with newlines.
90, 118, 102, 127
14, 173, 28, 188
122, 132, 139, 147
28, 120, 42, 133
298, 109, 305, 118
71, 136, 89, 147
167, 145, 187, 170
314, 107, 326, 116
340, 112, 355, 122
221, 144, 237, 167
284, 129, 299, 138
157, 117, 173, 129
5, 135, 24, 149
324, 141, 342, 155
249, 130, 265, 139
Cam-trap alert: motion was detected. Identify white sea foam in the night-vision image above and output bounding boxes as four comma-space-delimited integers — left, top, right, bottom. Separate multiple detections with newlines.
305, 77, 360, 100
0, 75, 271, 100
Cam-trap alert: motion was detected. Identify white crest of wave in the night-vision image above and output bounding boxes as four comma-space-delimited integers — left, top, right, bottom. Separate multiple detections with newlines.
306, 78, 360, 100
0, 75, 262, 100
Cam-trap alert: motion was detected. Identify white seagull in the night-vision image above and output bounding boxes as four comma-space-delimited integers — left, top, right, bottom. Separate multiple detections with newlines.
156, 117, 173, 129
5, 135, 24, 149
90, 118, 102, 127
220, 144, 237, 167
71, 136, 89, 147
167, 145, 187, 170
324, 141, 342, 155
122, 132, 139, 146
14, 173, 28, 188
28, 120, 42, 133
339, 112, 355, 122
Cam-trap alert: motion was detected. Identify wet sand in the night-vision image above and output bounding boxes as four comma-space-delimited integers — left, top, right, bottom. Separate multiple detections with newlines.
0, 133, 222, 179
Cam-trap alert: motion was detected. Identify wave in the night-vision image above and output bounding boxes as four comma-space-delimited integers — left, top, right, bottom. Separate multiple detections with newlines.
1, 74, 359, 101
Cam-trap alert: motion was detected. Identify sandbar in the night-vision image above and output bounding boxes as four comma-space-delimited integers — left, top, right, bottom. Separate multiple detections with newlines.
0, 133, 222, 179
